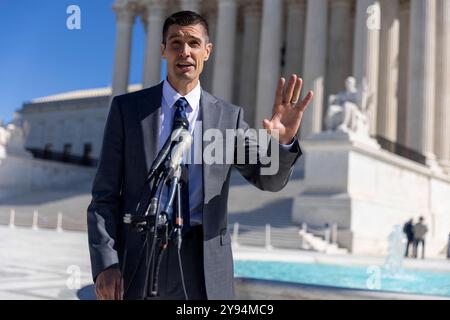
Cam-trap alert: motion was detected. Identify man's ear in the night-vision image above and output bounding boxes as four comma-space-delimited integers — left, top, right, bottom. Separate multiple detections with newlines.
204, 43, 213, 61
160, 43, 166, 57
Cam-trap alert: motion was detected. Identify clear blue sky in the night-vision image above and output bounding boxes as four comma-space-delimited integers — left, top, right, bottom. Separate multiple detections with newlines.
0, 0, 163, 123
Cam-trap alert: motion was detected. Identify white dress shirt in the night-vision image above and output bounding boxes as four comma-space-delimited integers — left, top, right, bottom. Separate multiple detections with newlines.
159, 79, 203, 225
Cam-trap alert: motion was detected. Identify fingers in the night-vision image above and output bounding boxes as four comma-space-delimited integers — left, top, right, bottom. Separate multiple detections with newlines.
283, 74, 297, 104
96, 281, 114, 300
95, 269, 122, 300
274, 78, 285, 106
115, 276, 123, 300
298, 90, 314, 112
291, 77, 302, 106
262, 119, 273, 134
95, 277, 106, 300
120, 277, 124, 300
96, 283, 114, 300
114, 277, 119, 300
95, 284, 102, 300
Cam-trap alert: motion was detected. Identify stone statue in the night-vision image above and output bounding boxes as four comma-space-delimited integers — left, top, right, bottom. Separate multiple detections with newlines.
0, 123, 7, 148
325, 76, 371, 136
0, 113, 31, 157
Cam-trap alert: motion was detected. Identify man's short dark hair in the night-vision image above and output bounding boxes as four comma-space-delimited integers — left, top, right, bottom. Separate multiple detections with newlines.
162, 11, 209, 44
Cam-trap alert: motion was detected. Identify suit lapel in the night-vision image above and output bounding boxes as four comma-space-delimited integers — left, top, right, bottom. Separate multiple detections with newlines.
137, 82, 163, 173
201, 89, 221, 205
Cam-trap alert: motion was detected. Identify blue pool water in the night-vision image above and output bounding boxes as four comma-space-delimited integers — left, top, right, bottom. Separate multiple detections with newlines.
234, 260, 450, 297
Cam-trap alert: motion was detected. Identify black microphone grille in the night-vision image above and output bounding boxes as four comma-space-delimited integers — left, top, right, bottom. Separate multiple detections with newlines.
173, 117, 189, 130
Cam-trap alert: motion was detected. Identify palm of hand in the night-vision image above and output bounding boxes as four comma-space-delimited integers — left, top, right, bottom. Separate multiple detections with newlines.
263, 75, 314, 144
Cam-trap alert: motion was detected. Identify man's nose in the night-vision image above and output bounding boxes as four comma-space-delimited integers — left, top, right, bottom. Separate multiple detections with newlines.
179, 43, 191, 58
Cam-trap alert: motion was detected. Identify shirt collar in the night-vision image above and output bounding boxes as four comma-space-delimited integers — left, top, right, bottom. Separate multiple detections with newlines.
162, 79, 201, 111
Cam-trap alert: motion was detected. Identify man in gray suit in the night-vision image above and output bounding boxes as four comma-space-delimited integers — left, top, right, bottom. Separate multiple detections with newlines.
88, 10, 313, 300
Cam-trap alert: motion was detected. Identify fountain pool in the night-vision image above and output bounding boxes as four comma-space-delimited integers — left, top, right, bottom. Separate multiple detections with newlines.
234, 260, 450, 298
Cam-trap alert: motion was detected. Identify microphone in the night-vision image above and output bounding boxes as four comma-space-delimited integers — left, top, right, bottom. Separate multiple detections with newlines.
157, 130, 191, 231
161, 165, 181, 222
146, 118, 189, 182
168, 129, 193, 176
173, 115, 189, 131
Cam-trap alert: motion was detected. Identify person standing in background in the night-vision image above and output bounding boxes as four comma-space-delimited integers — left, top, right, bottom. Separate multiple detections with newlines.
413, 217, 428, 259
403, 218, 414, 257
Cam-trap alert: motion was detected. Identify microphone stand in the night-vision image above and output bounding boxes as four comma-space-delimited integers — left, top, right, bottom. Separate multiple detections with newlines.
148, 164, 186, 299
122, 127, 190, 300
141, 161, 187, 299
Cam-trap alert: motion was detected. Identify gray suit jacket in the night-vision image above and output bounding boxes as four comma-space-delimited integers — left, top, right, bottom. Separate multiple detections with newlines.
87, 82, 302, 299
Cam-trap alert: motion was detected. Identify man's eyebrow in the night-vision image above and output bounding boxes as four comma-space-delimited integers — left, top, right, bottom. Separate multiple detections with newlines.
167, 34, 203, 42
188, 36, 202, 42
168, 34, 181, 40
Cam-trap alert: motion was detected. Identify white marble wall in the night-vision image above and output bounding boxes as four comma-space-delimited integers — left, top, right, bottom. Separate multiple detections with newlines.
0, 123, 95, 200
293, 134, 450, 256
22, 99, 109, 159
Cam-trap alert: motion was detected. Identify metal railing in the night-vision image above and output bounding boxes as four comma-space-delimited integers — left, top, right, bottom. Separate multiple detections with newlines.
2, 209, 340, 252
229, 222, 339, 250
1, 208, 86, 232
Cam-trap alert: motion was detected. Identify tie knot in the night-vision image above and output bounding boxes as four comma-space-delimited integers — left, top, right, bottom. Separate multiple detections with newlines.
175, 97, 189, 111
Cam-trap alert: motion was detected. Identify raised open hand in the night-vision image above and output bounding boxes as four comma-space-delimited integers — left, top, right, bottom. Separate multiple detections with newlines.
262, 74, 314, 144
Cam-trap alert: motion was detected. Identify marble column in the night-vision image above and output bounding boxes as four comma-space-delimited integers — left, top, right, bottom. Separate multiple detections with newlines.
406, 0, 436, 162
140, 9, 148, 34
377, 0, 399, 142
300, 0, 328, 138
232, 17, 244, 105
111, 3, 135, 97
212, 0, 238, 101
396, 0, 410, 146
435, 0, 450, 170
238, 0, 262, 128
180, 0, 200, 13
325, 0, 354, 115
353, 0, 380, 136
142, 0, 166, 88
283, 0, 306, 78
200, 2, 218, 93
254, 0, 283, 128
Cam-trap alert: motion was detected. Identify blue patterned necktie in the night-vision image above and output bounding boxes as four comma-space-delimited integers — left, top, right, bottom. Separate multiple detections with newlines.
174, 97, 190, 131
173, 97, 190, 233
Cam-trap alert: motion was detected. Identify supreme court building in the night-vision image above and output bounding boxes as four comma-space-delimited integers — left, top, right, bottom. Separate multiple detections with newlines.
13, 0, 450, 254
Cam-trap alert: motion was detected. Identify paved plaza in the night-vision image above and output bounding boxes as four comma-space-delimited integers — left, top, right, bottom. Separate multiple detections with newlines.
1, 225, 449, 300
